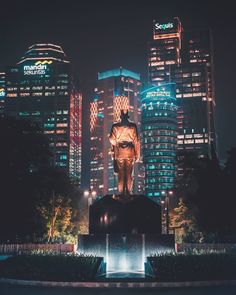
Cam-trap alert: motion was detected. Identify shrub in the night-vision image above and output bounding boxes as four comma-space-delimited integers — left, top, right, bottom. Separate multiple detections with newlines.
0, 254, 102, 281
147, 252, 236, 281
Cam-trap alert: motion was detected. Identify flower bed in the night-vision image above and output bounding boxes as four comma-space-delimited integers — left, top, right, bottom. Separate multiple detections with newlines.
0, 254, 103, 281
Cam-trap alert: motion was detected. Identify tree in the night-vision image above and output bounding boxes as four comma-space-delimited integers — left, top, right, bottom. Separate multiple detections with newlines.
170, 198, 197, 242
37, 194, 78, 243
173, 146, 235, 241
178, 146, 236, 240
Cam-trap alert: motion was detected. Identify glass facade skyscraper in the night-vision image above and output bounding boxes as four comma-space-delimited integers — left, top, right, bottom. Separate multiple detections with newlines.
90, 67, 144, 197
148, 18, 216, 158
5, 44, 82, 184
147, 18, 216, 193
141, 83, 177, 201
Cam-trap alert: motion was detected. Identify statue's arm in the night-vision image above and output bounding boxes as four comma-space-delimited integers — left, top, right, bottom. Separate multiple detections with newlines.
109, 126, 117, 146
134, 126, 140, 162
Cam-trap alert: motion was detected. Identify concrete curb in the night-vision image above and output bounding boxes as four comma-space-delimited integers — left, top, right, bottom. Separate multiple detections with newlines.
1, 278, 236, 288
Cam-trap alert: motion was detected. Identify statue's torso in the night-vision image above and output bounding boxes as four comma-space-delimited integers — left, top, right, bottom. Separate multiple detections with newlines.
112, 124, 137, 144
110, 123, 138, 159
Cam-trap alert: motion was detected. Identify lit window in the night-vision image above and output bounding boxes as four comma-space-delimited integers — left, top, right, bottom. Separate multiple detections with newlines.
192, 72, 201, 77
44, 130, 54, 134
60, 155, 67, 160
44, 123, 55, 128
19, 112, 29, 116
32, 86, 43, 90
45, 86, 55, 90
6, 93, 17, 97
20, 93, 30, 97
194, 134, 203, 138
165, 60, 175, 65
56, 142, 68, 147
56, 129, 66, 134
32, 92, 43, 96
184, 140, 194, 144
195, 139, 204, 143
183, 93, 193, 98
32, 111, 40, 115
56, 123, 68, 127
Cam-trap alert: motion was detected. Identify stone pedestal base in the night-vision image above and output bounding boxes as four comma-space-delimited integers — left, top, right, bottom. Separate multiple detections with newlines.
89, 194, 161, 234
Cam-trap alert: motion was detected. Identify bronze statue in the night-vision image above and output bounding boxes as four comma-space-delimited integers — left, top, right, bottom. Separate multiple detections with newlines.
109, 109, 140, 195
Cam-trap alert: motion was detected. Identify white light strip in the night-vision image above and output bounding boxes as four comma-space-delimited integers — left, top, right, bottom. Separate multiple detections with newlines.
28, 43, 62, 50
27, 47, 64, 54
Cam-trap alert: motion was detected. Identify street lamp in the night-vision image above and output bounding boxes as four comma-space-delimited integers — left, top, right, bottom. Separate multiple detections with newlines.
160, 199, 165, 234
84, 190, 89, 197
84, 189, 97, 207
83, 189, 97, 233
161, 189, 173, 234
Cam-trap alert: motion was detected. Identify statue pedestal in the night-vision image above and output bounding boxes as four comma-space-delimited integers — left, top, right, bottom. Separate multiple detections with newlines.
89, 194, 161, 234
78, 195, 175, 273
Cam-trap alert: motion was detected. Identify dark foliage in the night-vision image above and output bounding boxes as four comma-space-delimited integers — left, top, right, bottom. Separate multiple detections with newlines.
0, 116, 72, 242
175, 147, 236, 240
0, 255, 102, 281
148, 253, 236, 281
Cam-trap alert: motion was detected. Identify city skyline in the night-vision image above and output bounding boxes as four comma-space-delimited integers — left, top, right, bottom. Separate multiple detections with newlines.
1, 0, 236, 187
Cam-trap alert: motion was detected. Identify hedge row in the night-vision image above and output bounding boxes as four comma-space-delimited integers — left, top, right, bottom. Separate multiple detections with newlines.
147, 253, 236, 281
0, 254, 102, 281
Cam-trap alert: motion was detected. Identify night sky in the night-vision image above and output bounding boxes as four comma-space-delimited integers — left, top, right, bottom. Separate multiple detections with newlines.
1, 0, 236, 187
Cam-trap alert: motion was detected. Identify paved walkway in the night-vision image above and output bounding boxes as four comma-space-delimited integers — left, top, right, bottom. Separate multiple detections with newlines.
1, 284, 236, 295
1, 277, 236, 288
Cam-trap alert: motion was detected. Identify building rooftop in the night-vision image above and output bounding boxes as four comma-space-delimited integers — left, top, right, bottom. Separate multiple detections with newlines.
17, 43, 69, 64
98, 67, 140, 81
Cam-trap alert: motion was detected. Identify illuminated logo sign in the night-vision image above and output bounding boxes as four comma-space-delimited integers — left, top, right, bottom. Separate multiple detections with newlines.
35, 60, 52, 65
155, 22, 173, 30
23, 60, 52, 75
141, 83, 176, 104
0, 88, 5, 97
146, 91, 171, 98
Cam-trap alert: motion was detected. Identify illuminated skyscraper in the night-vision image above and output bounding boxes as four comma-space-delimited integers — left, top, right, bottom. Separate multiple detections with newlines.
90, 67, 144, 196
5, 44, 82, 184
148, 18, 216, 158
148, 18, 182, 84
141, 83, 177, 201
0, 72, 5, 115
148, 18, 216, 193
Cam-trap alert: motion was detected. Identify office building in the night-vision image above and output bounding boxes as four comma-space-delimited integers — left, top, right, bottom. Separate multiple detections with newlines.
141, 83, 177, 200
147, 18, 216, 198
5, 43, 82, 184
148, 17, 216, 158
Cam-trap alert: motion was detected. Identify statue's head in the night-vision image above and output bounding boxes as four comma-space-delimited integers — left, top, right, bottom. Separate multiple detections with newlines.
120, 109, 129, 122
